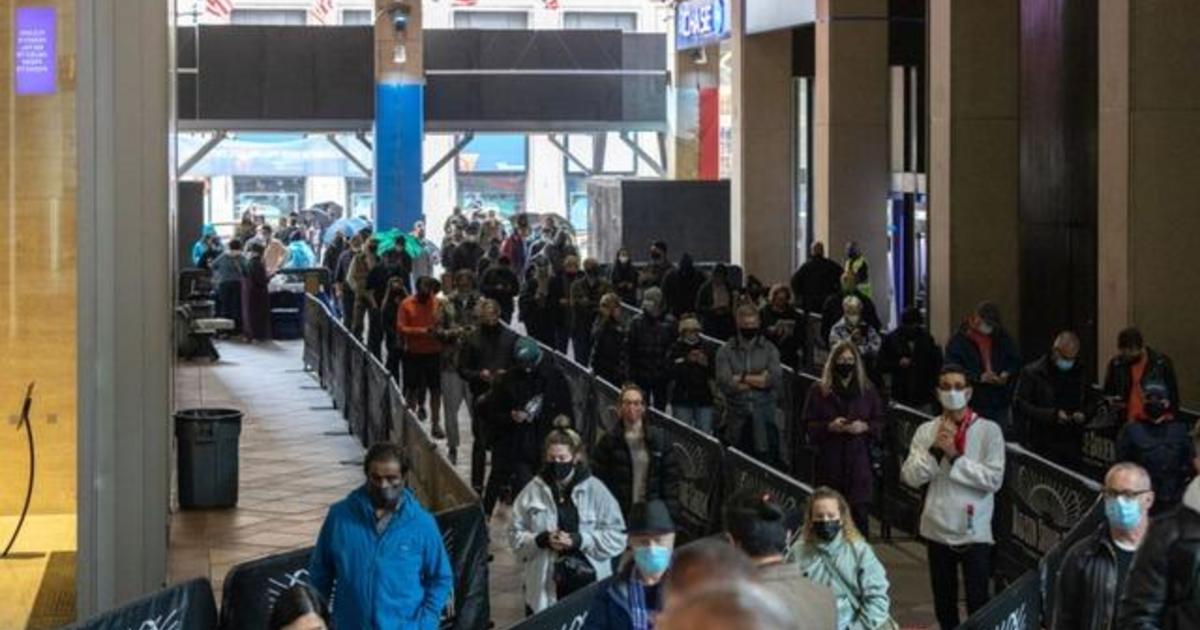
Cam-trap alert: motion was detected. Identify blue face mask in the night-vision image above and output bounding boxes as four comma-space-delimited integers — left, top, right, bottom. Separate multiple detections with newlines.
1105, 496, 1143, 531
633, 544, 672, 576
1055, 358, 1076, 372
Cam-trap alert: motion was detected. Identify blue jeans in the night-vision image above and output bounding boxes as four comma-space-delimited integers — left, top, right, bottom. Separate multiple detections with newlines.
673, 404, 714, 435
729, 392, 781, 464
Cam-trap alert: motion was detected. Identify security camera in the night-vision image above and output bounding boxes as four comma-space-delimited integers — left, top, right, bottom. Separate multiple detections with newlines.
387, 2, 411, 33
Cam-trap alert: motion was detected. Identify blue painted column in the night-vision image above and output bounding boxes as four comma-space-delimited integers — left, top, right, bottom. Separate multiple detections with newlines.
373, 0, 424, 231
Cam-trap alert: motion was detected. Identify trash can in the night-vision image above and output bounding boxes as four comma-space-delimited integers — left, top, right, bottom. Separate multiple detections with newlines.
175, 408, 242, 509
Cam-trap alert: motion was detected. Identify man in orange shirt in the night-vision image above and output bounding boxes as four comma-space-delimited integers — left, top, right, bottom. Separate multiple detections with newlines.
399, 276, 445, 435
1104, 327, 1180, 423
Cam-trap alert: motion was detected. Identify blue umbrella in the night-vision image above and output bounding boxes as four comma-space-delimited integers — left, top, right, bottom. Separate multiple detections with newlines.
323, 216, 373, 244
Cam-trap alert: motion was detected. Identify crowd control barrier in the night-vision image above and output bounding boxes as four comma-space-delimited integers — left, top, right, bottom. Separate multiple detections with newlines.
506, 577, 614, 630
300, 295, 490, 630
67, 579, 217, 630
219, 547, 313, 630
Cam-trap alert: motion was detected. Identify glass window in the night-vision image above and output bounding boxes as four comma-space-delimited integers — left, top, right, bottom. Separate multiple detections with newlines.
565, 133, 637, 175
346, 178, 373, 218
458, 175, 526, 217
231, 9, 307, 25
457, 134, 528, 174
453, 10, 529, 30
234, 176, 306, 220
341, 9, 373, 26
563, 11, 638, 32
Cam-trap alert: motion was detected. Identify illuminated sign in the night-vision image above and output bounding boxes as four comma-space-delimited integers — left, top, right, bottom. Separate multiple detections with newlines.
15, 7, 57, 95
676, 0, 730, 51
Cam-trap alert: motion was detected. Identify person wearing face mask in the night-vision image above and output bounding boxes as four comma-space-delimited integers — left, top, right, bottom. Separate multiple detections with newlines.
842, 241, 872, 299
944, 301, 1022, 436
592, 385, 683, 523
501, 219, 530, 279
804, 342, 886, 537
610, 248, 639, 306
458, 298, 518, 492
828, 295, 882, 381
878, 307, 942, 411
1014, 331, 1101, 463
1116, 382, 1198, 515
1052, 463, 1154, 630
760, 284, 806, 371
582, 500, 676, 630
627, 287, 677, 411
307, 443, 452, 630
1103, 327, 1180, 424
590, 292, 630, 386
1118, 475, 1200, 629
723, 490, 837, 630
667, 317, 716, 435
568, 257, 612, 362
792, 241, 845, 315
696, 263, 737, 340
661, 253, 706, 318
435, 269, 478, 460
519, 255, 564, 348
637, 240, 674, 298
510, 418, 627, 615
480, 255, 521, 323
209, 238, 247, 335
821, 272, 882, 346
449, 224, 485, 274
717, 305, 784, 465
334, 233, 363, 326
399, 276, 445, 431
346, 236, 380, 341
900, 364, 1005, 630
380, 276, 410, 382
787, 487, 890, 630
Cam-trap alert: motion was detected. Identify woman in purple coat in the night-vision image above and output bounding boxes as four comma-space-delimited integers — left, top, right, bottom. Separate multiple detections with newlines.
241, 242, 272, 342
803, 340, 885, 537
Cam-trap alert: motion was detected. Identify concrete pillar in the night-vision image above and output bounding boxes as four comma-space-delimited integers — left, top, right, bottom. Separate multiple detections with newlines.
927, 0, 1020, 339
813, 0, 892, 324
76, 0, 172, 614
375, 0, 424, 231
731, 3, 795, 283
1098, 0, 1200, 401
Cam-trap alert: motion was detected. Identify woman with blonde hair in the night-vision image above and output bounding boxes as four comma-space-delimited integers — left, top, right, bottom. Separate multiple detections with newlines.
802, 341, 885, 536
510, 417, 627, 615
788, 487, 893, 630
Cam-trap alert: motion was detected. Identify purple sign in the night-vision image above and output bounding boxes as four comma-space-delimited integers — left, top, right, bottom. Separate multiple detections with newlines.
15, 7, 57, 95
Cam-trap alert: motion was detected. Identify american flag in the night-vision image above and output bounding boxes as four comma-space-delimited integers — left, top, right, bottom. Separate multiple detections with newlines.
308, 0, 334, 25
204, 0, 233, 19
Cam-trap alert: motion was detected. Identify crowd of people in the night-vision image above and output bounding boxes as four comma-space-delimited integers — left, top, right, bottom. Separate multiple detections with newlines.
232, 206, 1198, 630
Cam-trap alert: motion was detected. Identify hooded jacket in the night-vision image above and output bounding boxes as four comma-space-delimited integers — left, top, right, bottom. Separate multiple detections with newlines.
509, 468, 628, 613
307, 487, 453, 630
591, 422, 683, 522
1117, 477, 1200, 629
788, 535, 889, 630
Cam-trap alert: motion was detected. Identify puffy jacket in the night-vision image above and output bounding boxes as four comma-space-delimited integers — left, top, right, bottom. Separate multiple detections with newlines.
1117, 418, 1196, 513
458, 323, 518, 395
307, 487, 453, 630
668, 339, 715, 407
944, 325, 1022, 417
900, 413, 1006, 545
591, 423, 683, 522
1052, 524, 1124, 630
626, 313, 676, 385
788, 535, 891, 630
509, 469, 627, 613
570, 274, 612, 331
590, 318, 628, 386
1103, 347, 1181, 420
1117, 478, 1200, 630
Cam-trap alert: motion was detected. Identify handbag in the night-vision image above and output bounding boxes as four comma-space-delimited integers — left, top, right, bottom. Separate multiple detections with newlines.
818, 545, 900, 630
553, 548, 597, 599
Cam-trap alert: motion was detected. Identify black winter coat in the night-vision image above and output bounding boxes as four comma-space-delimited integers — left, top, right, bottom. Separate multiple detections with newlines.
590, 318, 629, 386
458, 324, 518, 395
1117, 419, 1195, 513
1103, 347, 1181, 420
667, 339, 715, 407
479, 360, 574, 465
1014, 355, 1100, 456
790, 256, 844, 314
661, 258, 706, 318
609, 262, 639, 305
626, 313, 676, 385
591, 423, 683, 523
878, 325, 942, 408
1117, 501, 1200, 630
1052, 524, 1125, 630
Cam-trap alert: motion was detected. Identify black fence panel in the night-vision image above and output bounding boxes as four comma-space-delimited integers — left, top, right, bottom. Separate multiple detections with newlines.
958, 569, 1040, 630
346, 340, 368, 447
788, 371, 819, 484
506, 576, 613, 630
318, 301, 332, 389
589, 377, 622, 450
992, 444, 1102, 586
722, 447, 813, 533
329, 319, 348, 416
67, 579, 217, 630
303, 297, 321, 372
549, 351, 596, 440
219, 547, 313, 630
878, 404, 932, 535
437, 503, 491, 630
366, 355, 392, 446
646, 409, 725, 542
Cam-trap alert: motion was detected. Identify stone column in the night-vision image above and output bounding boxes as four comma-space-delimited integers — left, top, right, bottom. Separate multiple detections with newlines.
813, 0, 892, 323
927, 0, 1020, 339
76, 0, 172, 615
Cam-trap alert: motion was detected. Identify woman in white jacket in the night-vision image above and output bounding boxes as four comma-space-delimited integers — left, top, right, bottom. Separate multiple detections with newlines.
510, 417, 628, 615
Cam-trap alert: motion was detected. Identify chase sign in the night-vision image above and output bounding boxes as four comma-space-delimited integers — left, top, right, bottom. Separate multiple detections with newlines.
676, 0, 731, 50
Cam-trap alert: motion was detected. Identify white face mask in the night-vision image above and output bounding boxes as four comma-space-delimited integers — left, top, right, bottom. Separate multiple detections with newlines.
938, 389, 970, 412
977, 322, 994, 336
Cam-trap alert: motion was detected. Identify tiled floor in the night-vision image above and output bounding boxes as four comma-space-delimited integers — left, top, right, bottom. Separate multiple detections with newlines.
169, 338, 937, 629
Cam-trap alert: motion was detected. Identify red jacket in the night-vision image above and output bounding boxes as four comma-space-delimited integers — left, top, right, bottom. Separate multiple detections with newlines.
397, 295, 443, 355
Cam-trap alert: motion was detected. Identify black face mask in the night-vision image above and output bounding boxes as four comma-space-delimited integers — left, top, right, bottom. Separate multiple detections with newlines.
547, 461, 575, 482
739, 328, 759, 341
1146, 402, 1168, 420
650, 251, 663, 261
813, 520, 842, 543
835, 363, 856, 380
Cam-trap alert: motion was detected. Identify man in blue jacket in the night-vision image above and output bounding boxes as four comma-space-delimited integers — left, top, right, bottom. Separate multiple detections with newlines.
308, 442, 453, 630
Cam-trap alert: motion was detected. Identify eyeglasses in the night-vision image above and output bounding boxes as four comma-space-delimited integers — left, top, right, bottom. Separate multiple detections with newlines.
1103, 488, 1151, 500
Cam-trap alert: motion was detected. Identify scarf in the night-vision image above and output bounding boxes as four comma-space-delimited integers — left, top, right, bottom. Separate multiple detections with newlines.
629, 571, 651, 630
953, 408, 977, 455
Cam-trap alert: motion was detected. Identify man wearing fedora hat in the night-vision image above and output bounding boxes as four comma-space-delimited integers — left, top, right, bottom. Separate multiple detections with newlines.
584, 500, 677, 630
